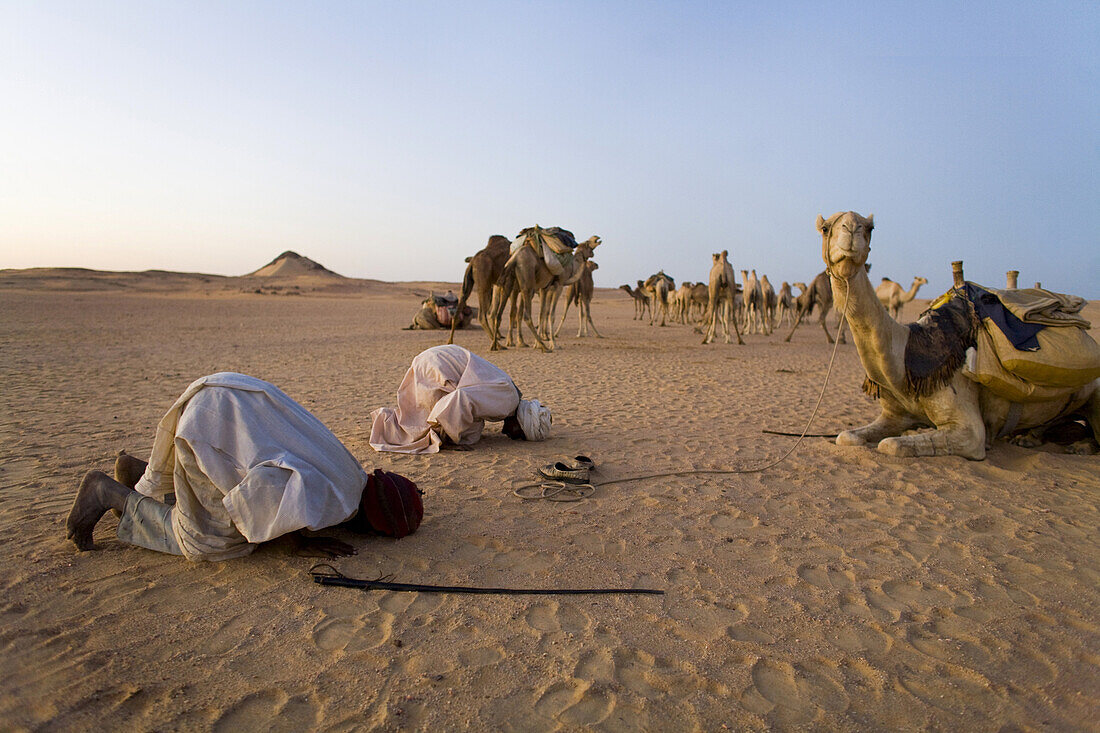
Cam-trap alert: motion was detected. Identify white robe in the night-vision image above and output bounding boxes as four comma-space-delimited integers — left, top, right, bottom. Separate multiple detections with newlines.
369, 345, 521, 454
135, 373, 368, 561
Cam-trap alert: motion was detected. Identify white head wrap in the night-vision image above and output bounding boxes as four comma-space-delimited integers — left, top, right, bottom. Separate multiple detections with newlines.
515, 399, 552, 441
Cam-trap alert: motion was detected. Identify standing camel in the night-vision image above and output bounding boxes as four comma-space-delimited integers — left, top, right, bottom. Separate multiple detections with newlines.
447, 234, 511, 345
775, 281, 796, 328
740, 269, 769, 334
760, 274, 777, 333
488, 230, 600, 352
554, 260, 602, 338
701, 251, 745, 345
688, 282, 710, 322
643, 271, 675, 327
784, 270, 851, 344
619, 284, 650, 320
875, 276, 928, 320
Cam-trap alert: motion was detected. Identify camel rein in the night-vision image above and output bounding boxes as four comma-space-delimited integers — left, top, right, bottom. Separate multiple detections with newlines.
513, 273, 853, 499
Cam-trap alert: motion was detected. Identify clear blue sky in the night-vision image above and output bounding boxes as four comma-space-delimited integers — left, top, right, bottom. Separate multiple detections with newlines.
1, 1, 1097, 296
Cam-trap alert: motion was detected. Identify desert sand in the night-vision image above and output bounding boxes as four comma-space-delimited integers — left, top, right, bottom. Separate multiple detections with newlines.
1, 265, 1098, 731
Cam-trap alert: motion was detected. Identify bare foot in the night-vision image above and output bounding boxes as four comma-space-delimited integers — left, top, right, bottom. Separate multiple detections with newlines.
66, 471, 115, 551
114, 450, 148, 489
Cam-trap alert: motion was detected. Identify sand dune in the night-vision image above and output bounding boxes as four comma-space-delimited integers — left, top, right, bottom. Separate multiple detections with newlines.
0, 273, 1097, 730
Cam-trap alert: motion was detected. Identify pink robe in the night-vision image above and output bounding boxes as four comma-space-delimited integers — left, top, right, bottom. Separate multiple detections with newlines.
369, 345, 521, 454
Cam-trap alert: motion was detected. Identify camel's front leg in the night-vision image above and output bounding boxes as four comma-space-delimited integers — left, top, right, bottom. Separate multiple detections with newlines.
518, 292, 551, 352
837, 410, 920, 447
584, 302, 603, 338
876, 385, 986, 460
552, 295, 572, 339
542, 286, 562, 350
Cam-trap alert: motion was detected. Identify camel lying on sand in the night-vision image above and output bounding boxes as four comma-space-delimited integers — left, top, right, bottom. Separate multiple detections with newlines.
405, 292, 475, 330
819, 210, 1100, 460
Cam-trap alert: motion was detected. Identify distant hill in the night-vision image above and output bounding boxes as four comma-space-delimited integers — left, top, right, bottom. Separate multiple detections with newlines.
246, 251, 343, 278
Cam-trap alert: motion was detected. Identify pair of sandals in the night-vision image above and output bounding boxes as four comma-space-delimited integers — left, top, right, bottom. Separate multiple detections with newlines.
536, 455, 596, 484
515, 455, 597, 502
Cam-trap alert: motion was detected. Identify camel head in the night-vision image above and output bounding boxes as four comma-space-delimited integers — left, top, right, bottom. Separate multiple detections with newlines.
914, 276, 928, 286
818, 211, 873, 279
582, 235, 602, 250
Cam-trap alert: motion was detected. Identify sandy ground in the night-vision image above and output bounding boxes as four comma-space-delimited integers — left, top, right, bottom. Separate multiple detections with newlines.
1, 269, 1098, 731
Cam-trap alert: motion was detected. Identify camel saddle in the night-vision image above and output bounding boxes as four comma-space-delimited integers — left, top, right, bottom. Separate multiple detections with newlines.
509, 225, 578, 276
939, 283, 1100, 403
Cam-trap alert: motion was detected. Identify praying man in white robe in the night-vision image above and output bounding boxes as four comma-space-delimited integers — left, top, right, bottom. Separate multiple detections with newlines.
369, 345, 551, 454
67, 373, 373, 561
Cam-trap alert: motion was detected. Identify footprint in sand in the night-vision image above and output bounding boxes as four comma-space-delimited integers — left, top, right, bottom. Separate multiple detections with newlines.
897, 663, 999, 717
574, 648, 615, 682
826, 623, 893, 655
709, 511, 759, 530
457, 645, 504, 667
524, 601, 589, 634
213, 690, 319, 733
533, 680, 586, 719
195, 614, 255, 656
311, 613, 392, 652
741, 658, 849, 726
796, 564, 856, 591
558, 682, 615, 727
726, 624, 775, 644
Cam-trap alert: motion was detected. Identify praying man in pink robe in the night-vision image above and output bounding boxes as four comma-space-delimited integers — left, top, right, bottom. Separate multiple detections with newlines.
369, 345, 551, 454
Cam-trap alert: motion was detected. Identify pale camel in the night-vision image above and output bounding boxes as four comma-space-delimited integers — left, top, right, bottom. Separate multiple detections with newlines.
740, 269, 769, 334
619, 283, 650, 320
701, 250, 744, 345
554, 260, 602, 338
672, 282, 695, 324
818, 210, 1100, 459
776, 281, 796, 328
875, 275, 928, 320
487, 231, 600, 352
643, 271, 674, 327
784, 270, 851, 344
447, 234, 511, 345
759, 274, 777, 332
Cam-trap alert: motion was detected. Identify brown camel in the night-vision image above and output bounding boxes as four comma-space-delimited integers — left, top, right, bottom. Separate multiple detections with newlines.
554, 260, 602, 338
783, 270, 851, 344
819, 210, 1100, 459
619, 283, 651, 320
760, 274, 777, 332
776, 281, 796, 328
447, 234, 511, 344
488, 230, 600, 352
701, 251, 744, 345
688, 282, 710, 322
875, 276, 928, 320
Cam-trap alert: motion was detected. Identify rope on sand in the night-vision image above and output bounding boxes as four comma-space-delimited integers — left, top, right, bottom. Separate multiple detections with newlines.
513, 276, 854, 499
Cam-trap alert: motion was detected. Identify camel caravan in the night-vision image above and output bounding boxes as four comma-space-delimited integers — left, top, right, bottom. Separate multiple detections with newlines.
419, 215, 1100, 457
440, 226, 602, 353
